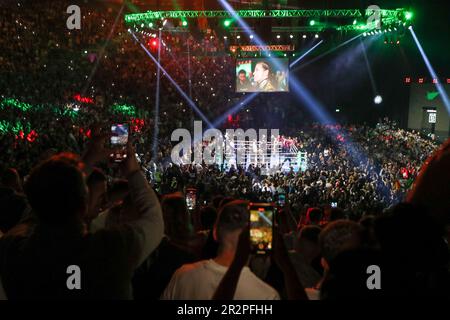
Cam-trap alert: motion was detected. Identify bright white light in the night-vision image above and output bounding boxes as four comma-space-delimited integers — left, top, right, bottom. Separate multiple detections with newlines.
315, 34, 319, 38
290, 34, 294, 39
237, 35, 241, 39
302, 34, 307, 39
374, 95, 383, 104
276, 35, 281, 39
163, 19, 167, 26
249, 34, 254, 39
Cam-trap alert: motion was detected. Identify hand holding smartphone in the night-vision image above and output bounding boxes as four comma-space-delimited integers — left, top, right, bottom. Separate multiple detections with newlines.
110, 123, 129, 162
186, 188, 197, 211
249, 203, 274, 255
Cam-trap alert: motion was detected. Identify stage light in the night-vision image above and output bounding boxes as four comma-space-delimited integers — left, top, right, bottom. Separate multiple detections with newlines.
223, 36, 227, 39
303, 34, 307, 39
224, 19, 232, 27
250, 34, 254, 39
162, 19, 167, 26
336, 108, 340, 113
315, 34, 319, 38
310, 20, 316, 26
237, 35, 241, 39
149, 22, 153, 28
405, 11, 413, 20
182, 20, 188, 27
363, 33, 367, 37
290, 34, 294, 39
353, 19, 357, 25
284, 53, 287, 57
374, 95, 383, 104
276, 35, 281, 39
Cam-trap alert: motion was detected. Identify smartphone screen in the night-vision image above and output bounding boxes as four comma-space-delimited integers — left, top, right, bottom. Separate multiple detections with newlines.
277, 193, 286, 207
111, 124, 128, 162
249, 203, 274, 255
186, 188, 196, 211
111, 124, 128, 146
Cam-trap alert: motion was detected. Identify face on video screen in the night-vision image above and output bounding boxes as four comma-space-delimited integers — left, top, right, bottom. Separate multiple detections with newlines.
236, 58, 289, 93
253, 63, 269, 83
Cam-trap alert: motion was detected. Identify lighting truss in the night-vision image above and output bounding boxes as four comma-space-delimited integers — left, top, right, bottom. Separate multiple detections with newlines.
125, 8, 408, 23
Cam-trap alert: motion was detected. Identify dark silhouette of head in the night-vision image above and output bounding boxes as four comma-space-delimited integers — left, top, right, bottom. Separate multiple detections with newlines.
24, 153, 88, 225
1, 168, 22, 193
307, 207, 323, 225
161, 192, 191, 239
200, 206, 217, 231
295, 225, 322, 261
319, 220, 363, 270
214, 200, 249, 249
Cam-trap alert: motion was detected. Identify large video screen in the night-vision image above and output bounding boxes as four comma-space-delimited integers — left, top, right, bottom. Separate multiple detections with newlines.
236, 58, 289, 93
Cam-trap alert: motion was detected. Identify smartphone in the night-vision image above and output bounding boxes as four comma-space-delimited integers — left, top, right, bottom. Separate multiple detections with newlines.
110, 124, 128, 162
277, 193, 286, 207
186, 188, 197, 211
331, 202, 338, 208
249, 203, 274, 255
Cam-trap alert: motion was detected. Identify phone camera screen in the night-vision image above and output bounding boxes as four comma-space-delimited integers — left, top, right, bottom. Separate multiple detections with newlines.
250, 206, 273, 254
111, 124, 128, 146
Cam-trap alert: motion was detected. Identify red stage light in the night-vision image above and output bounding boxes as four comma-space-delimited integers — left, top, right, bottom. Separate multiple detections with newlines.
405, 77, 411, 83
447, 78, 450, 84
149, 38, 159, 49
418, 78, 424, 84
432, 79, 438, 84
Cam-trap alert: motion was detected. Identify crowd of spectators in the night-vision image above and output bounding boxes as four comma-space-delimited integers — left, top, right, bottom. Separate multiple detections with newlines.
0, 1, 448, 300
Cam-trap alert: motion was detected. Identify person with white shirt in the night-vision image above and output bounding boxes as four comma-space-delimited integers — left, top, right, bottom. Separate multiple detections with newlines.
161, 200, 280, 300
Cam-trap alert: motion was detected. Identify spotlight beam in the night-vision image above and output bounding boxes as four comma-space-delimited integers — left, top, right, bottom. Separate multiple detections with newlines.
82, 4, 125, 96
360, 38, 378, 96
152, 29, 162, 159
218, 0, 368, 165
409, 27, 450, 114
212, 92, 260, 128
290, 40, 324, 68
129, 31, 213, 128
292, 34, 363, 72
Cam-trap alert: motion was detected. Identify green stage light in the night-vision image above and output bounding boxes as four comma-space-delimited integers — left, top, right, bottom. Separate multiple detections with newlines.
224, 19, 232, 27
182, 20, 188, 27
309, 20, 316, 26
149, 22, 153, 28
405, 11, 413, 20
353, 19, 357, 25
